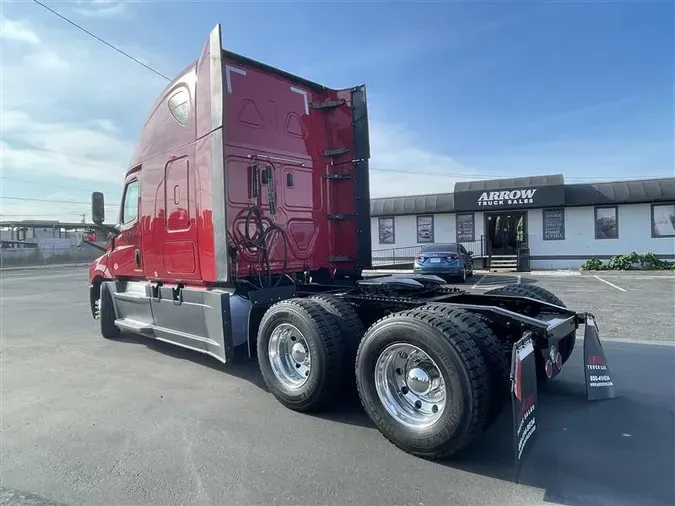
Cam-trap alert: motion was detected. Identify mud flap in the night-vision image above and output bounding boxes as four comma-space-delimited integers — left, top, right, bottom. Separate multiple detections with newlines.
583, 314, 618, 401
510, 332, 538, 482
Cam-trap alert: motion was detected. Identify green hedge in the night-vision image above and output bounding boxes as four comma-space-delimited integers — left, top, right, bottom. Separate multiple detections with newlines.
580, 253, 675, 271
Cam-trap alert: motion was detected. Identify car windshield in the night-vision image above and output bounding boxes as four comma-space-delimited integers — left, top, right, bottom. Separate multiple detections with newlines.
420, 244, 458, 253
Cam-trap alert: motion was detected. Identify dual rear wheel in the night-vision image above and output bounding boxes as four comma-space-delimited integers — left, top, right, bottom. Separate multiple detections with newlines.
257, 299, 499, 458
257, 283, 571, 459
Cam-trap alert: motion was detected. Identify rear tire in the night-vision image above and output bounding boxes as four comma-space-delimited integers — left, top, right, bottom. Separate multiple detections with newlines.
458, 267, 467, 283
308, 295, 365, 384
355, 309, 490, 459
421, 304, 509, 428
99, 282, 120, 340
485, 283, 576, 378
257, 298, 345, 413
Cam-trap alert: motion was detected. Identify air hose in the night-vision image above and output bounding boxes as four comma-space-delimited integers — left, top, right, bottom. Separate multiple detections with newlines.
231, 163, 289, 288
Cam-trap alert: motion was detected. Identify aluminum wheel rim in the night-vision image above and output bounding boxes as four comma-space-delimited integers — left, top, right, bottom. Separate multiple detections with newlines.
268, 323, 311, 390
374, 343, 447, 429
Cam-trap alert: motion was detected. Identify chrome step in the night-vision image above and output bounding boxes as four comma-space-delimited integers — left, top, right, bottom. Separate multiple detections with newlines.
115, 318, 154, 335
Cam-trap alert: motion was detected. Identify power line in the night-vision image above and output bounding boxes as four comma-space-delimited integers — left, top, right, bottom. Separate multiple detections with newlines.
0, 213, 85, 217
368, 167, 671, 182
20, 3, 668, 186
17, 2, 672, 188
32, 0, 171, 81
1, 195, 119, 207
0, 176, 105, 194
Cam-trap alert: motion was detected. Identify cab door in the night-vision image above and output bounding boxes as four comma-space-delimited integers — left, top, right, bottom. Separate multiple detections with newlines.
110, 175, 143, 278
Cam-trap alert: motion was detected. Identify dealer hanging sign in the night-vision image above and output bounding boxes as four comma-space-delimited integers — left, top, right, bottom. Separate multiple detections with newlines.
454, 184, 565, 212
478, 189, 537, 207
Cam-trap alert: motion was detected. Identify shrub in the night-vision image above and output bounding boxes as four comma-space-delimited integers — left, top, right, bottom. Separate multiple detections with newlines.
581, 252, 673, 271
581, 257, 605, 270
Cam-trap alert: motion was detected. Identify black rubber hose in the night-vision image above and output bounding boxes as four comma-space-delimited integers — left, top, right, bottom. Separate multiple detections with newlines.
236, 204, 290, 288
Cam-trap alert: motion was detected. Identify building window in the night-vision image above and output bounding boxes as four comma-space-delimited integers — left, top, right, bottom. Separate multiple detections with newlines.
542, 208, 565, 241
594, 206, 618, 239
456, 213, 475, 242
416, 215, 434, 243
168, 88, 190, 126
378, 217, 395, 244
121, 180, 140, 224
651, 203, 675, 238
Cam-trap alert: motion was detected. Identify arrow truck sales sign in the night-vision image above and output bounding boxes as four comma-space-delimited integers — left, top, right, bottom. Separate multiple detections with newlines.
454, 184, 565, 212
478, 189, 537, 207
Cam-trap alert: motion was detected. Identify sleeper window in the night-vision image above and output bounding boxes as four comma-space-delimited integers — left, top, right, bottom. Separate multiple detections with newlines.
168, 88, 190, 126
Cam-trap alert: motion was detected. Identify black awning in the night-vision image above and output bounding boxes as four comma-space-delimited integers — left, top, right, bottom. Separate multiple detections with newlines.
369, 175, 675, 217
370, 192, 454, 217
565, 178, 675, 206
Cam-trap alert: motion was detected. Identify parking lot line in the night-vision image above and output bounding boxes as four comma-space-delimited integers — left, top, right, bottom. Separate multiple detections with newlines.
593, 275, 627, 292
471, 274, 487, 289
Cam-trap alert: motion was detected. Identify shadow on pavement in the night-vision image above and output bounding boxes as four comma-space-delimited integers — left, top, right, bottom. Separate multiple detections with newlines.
118, 333, 674, 506
446, 342, 675, 506
470, 273, 537, 286
116, 332, 269, 391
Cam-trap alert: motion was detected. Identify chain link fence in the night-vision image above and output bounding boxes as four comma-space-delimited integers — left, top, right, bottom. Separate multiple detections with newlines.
0, 245, 102, 269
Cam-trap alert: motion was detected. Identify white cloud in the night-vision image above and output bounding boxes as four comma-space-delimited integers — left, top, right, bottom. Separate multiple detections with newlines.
0, 13, 488, 220
1, 14, 167, 192
2, 16, 165, 115
73, 0, 128, 18
94, 119, 121, 134
0, 16, 41, 44
2, 111, 134, 184
367, 120, 479, 197
460, 138, 675, 180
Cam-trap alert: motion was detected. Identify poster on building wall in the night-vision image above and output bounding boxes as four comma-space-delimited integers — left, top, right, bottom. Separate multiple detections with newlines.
652, 204, 675, 237
379, 217, 395, 244
417, 216, 434, 243
456, 214, 475, 242
595, 207, 618, 239
542, 208, 565, 241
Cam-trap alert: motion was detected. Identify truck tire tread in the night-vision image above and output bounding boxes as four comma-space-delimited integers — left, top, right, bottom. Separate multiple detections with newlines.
355, 309, 490, 459
485, 283, 576, 373
257, 298, 345, 413
308, 295, 365, 383
99, 282, 120, 340
421, 304, 509, 428
485, 283, 565, 308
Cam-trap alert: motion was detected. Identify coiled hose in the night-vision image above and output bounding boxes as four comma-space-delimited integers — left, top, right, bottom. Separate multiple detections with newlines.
234, 205, 289, 288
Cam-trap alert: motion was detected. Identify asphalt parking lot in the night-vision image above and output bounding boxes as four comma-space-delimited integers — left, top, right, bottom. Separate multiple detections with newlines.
1, 267, 674, 506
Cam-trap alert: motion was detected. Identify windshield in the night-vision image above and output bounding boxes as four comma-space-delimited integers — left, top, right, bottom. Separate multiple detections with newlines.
420, 244, 458, 253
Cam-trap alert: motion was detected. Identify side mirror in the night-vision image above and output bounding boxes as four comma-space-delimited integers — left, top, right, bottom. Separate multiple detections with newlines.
92, 192, 105, 225
467, 251, 474, 256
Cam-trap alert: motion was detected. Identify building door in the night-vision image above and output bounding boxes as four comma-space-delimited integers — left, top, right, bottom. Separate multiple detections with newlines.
485, 211, 528, 255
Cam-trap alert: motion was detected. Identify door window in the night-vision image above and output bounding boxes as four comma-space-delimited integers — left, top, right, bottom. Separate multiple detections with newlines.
121, 180, 140, 224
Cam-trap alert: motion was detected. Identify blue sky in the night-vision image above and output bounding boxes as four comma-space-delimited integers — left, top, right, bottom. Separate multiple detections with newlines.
1, 0, 673, 221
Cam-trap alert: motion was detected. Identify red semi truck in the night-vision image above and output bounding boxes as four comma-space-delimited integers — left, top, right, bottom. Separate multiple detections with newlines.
89, 25, 615, 460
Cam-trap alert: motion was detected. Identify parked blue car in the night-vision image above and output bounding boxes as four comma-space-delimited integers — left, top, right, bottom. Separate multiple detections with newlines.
413, 243, 474, 283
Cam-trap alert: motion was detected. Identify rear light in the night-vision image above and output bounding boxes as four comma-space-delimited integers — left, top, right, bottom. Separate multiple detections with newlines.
416, 255, 425, 261
447, 254, 459, 260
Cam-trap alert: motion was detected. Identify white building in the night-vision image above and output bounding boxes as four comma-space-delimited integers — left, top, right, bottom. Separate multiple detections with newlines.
370, 175, 675, 270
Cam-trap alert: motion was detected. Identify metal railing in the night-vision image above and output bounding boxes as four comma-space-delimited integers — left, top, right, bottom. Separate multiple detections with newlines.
372, 245, 423, 267
0, 244, 102, 269
372, 237, 486, 269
